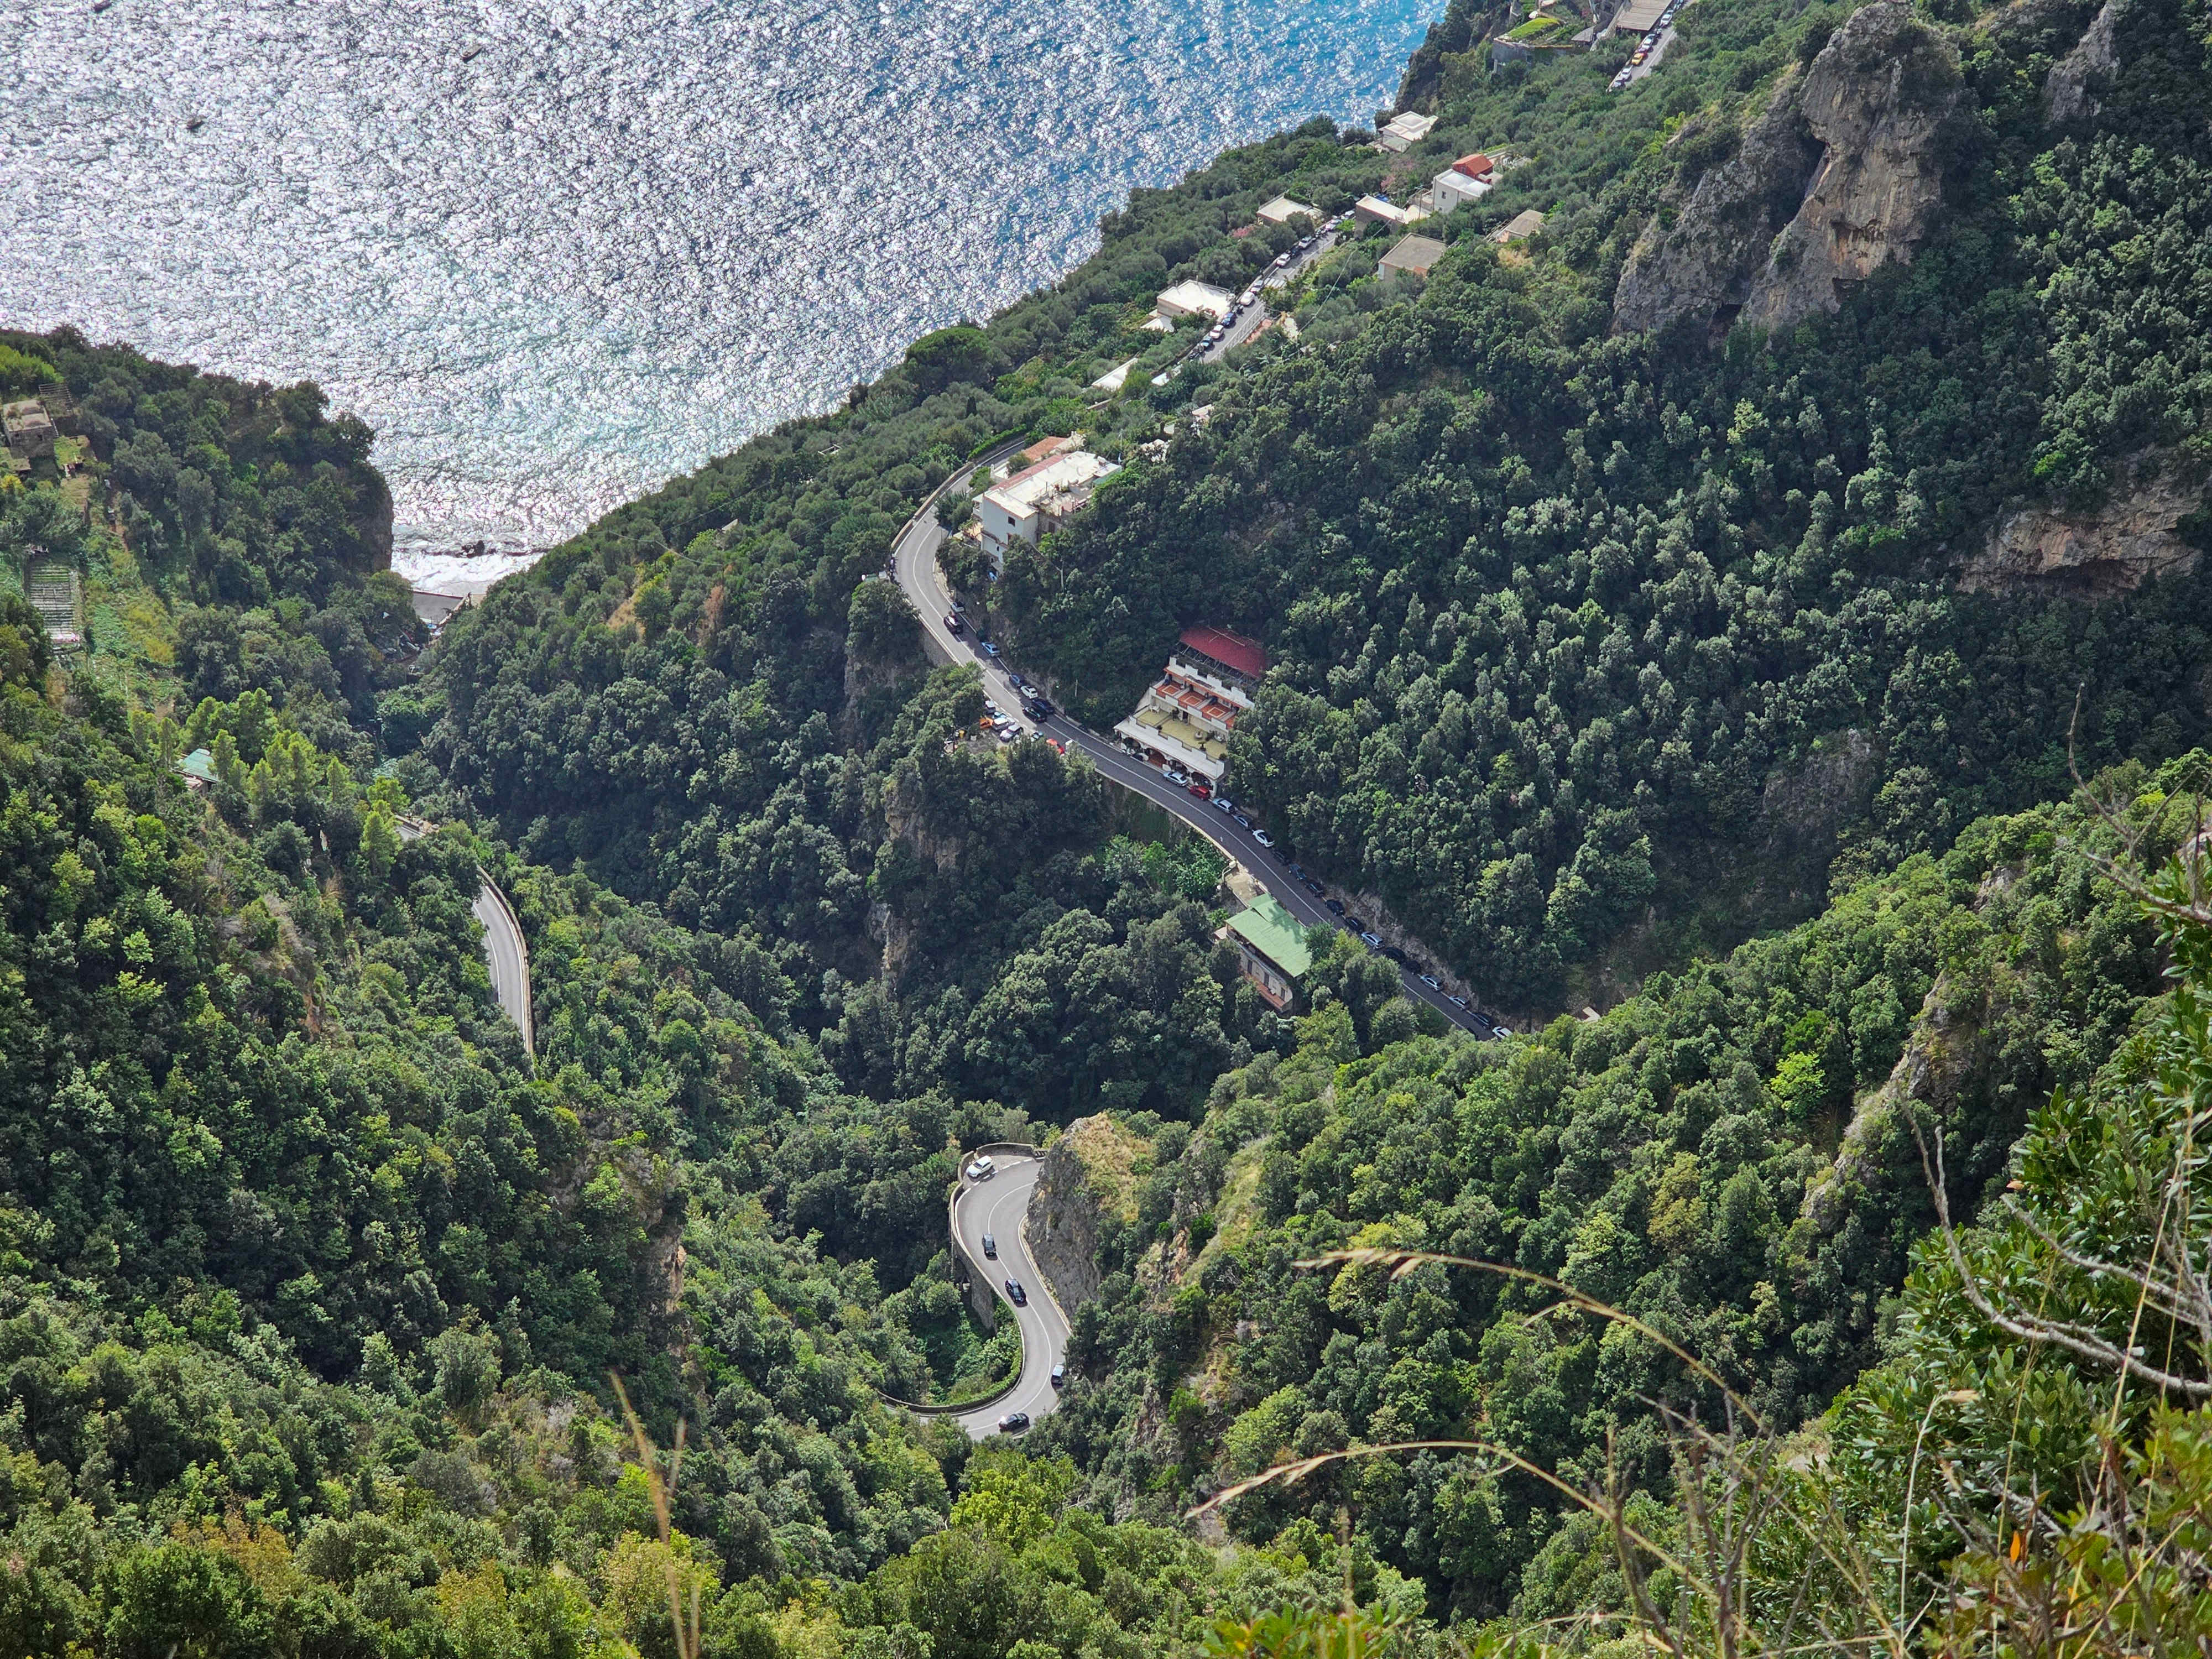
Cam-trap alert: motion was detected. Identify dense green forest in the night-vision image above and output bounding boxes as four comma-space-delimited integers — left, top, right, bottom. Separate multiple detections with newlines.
3, 0, 2212, 1644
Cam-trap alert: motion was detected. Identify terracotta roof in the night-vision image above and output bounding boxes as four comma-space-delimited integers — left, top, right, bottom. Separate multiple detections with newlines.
1177, 625, 1266, 680
1453, 153, 1494, 179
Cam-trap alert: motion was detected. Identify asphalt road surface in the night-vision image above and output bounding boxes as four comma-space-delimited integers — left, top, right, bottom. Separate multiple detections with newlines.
471, 883, 536, 1055
890, 480, 1503, 1041
950, 1154, 1070, 1438
1193, 227, 1339, 364
398, 816, 536, 1053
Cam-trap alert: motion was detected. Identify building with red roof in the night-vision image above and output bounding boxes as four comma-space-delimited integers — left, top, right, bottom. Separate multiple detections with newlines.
1112, 628, 1269, 785
1176, 626, 1266, 684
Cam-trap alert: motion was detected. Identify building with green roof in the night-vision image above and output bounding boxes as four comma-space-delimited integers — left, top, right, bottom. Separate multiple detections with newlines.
1224, 893, 1312, 1010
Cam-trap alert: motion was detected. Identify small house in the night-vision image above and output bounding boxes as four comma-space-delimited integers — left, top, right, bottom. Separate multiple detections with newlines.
1380, 234, 1449, 286
1491, 209, 1548, 244
1154, 280, 1236, 322
1256, 195, 1320, 227
1224, 895, 1313, 1010
2, 400, 55, 460
1376, 111, 1438, 153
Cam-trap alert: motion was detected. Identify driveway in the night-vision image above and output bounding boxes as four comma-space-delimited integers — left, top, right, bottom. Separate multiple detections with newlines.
950, 1152, 1070, 1438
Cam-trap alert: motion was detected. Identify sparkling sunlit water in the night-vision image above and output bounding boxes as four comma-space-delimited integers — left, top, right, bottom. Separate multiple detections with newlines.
3, 0, 1430, 558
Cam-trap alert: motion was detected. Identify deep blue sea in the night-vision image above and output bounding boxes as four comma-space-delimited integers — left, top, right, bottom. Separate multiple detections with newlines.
2, 0, 1432, 559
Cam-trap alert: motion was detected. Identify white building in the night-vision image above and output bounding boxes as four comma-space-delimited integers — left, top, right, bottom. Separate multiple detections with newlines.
1377, 111, 1438, 152
978, 450, 1120, 565
1154, 279, 1236, 322
1354, 194, 1432, 230
1256, 195, 1320, 227
1113, 627, 1267, 785
1430, 153, 1496, 213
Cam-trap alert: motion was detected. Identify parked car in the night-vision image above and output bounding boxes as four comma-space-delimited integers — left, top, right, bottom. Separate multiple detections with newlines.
999, 1411, 1030, 1433
1050, 1363, 1066, 1389
1325, 898, 1347, 916
1447, 994, 1469, 1009
1286, 863, 1306, 880
1304, 878, 1327, 897
1345, 915, 1368, 932
1381, 945, 1408, 964
945, 612, 964, 634
966, 1155, 997, 1181
1022, 695, 1056, 721
1213, 795, 1236, 813
1359, 931, 1382, 947
981, 1232, 997, 1257
1420, 974, 1442, 990
1253, 829, 1275, 848
1272, 253, 1290, 268
1232, 812, 1252, 828
1004, 1279, 1027, 1306
1162, 766, 1190, 786
1188, 780, 1212, 799
1631, 48, 1647, 61
983, 640, 1001, 658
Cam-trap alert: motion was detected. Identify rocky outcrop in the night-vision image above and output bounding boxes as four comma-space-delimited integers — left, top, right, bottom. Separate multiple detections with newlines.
1961, 457, 2205, 597
2045, 0, 2121, 122
1025, 1116, 1145, 1313
1613, 1, 1964, 338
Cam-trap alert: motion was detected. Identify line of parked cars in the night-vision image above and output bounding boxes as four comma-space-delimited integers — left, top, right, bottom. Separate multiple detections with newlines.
1193, 229, 1325, 356
1609, 0, 1683, 86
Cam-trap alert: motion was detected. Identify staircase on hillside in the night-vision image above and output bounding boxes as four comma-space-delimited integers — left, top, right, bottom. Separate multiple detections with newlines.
24, 559, 81, 645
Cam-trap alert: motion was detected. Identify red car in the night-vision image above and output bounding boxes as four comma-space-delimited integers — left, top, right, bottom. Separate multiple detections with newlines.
1187, 780, 1213, 799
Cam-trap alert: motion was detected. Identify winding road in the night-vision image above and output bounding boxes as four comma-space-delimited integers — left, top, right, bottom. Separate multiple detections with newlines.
471, 881, 536, 1055
948, 1153, 1071, 1439
890, 482, 1502, 1040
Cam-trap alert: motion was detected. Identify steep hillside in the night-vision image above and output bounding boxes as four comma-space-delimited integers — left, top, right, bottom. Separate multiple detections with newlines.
1030, 766, 2192, 1616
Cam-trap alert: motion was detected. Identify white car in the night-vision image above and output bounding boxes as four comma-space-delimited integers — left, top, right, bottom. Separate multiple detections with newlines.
1253, 830, 1275, 848
965, 1155, 997, 1182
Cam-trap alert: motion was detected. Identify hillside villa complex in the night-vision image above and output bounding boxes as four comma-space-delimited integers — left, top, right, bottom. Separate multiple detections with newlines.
1114, 625, 1265, 785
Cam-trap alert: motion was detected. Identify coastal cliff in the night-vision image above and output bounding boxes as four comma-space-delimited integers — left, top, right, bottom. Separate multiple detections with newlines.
1613, 1, 1964, 337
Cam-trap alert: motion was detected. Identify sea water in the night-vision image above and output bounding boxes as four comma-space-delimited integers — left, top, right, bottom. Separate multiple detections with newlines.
2, 0, 1431, 565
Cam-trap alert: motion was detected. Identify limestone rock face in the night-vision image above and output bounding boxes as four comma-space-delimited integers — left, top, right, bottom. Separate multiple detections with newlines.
1961, 458, 2204, 597
1025, 1128, 1110, 1313
1613, 1, 1963, 338
2045, 0, 2121, 122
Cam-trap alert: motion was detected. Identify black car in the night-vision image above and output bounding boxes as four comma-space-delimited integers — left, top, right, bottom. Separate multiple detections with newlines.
998, 1411, 1030, 1433
1345, 915, 1369, 932
1325, 899, 1347, 917
1005, 1278, 1027, 1306
945, 612, 964, 634
981, 1232, 997, 1258
1381, 946, 1409, 965
1303, 878, 1326, 897
1022, 695, 1056, 721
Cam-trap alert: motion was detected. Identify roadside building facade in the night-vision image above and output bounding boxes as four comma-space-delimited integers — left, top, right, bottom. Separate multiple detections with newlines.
1256, 195, 1319, 227
978, 450, 1119, 565
1113, 625, 1265, 785
1223, 894, 1311, 1010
